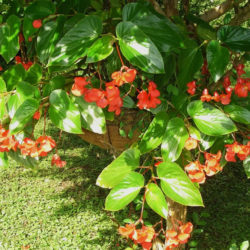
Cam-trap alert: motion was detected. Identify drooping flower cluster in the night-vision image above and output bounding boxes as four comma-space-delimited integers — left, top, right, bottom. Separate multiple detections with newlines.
186, 81, 196, 95
118, 224, 155, 250
137, 81, 161, 109
184, 137, 198, 150
185, 151, 222, 184
51, 154, 66, 168
111, 66, 137, 86
15, 56, 33, 71
0, 126, 19, 152
165, 222, 193, 249
225, 141, 250, 162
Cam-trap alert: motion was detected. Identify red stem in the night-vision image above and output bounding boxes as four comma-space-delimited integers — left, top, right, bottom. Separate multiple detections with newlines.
115, 43, 124, 66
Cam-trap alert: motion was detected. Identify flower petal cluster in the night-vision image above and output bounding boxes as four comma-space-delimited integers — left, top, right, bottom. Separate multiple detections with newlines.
225, 141, 250, 162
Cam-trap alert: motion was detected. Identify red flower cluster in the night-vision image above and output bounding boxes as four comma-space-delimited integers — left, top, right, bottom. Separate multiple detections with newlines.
32, 19, 42, 29
137, 81, 161, 109
236, 64, 246, 77
15, 56, 33, 71
186, 81, 196, 95
225, 141, 250, 162
185, 151, 222, 184
118, 224, 155, 250
0, 126, 18, 152
111, 66, 137, 86
200, 88, 233, 105
184, 137, 198, 150
234, 77, 250, 98
33, 111, 41, 120
51, 154, 66, 167
71, 77, 90, 96
165, 222, 193, 249
0, 66, 3, 71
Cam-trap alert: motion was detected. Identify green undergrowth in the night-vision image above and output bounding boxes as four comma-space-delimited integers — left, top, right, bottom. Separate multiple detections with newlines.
0, 120, 249, 249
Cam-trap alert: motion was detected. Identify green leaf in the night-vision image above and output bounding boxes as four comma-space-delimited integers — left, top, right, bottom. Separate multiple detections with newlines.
48, 15, 102, 68
217, 26, 250, 52
161, 118, 189, 162
123, 96, 135, 108
243, 157, 250, 179
0, 77, 7, 93
96, 148, 140, 188
157, 162, 203, 206
123, 3, 184, 52
178, 46, 203, 87
206, 40, 230, 82
86, 35, 115, 63
0, 152, 8, 169
0, 98, 5, 120
224, 104, 250, 125
43, 75, 65, 97
2, 64, 26, 91
187, 100, 237, 136
240, 240, 249, 250
200, 133, 217, 150
0, 15, 20, 63
145, 183, 168, 219
49, 90, 82, 134
24, 64, 43, 84
139, 112, 169, 154
9, 98, 39, 134
188, 126, 201, 141
36, 17, 65, 64
76, 97, 106, 134
8, 150, 38, 169
105, 172, 144, 211
116, 21, 164, 74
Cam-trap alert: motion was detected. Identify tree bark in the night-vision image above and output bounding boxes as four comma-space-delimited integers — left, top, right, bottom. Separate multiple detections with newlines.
230, 2, 250, 25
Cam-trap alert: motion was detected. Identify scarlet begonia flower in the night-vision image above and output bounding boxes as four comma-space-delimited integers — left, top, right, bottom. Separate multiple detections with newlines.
111, 67, 137, 86
177, 233, 191, 244
223, 76, 231, 89
132, 226, 155, 250
33, 111, 41, 120
184, 137, 198, 150
204, 151, 222, 176
51, 154, 66, 168
122, 68, 137, 83
179, 222, 193, 234
18, 138, 39, 158
106, 85, 123, 115
84, 88, 108, 108
0, 66, 3, 71
154, 161, 163, 167
235, 79, 248, 98
186, 81, 196, 95
200, 89, 212, 102
225, 142, 250, 162
118, 223, 136, 238
212, 92, 220, 102
185, 161, 206, 184
0, 127, 18, 152
36, 136, 56, 157
15, 56, 33, 70
236, 64, 246, 77
71, 77, 89, 96
32, 19, 42, 29
220, 93, 231, 105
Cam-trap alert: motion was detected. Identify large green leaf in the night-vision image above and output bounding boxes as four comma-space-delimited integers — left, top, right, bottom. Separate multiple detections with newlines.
105, 172, 144, 211
9, 99, 39, 135
224, 104, 250, 125
207, 40, 230, 82
48, 15, 102, 68
116, 21, 164, 74
8, 151, 39, 169
200, 133, 217, 150
0, 152, 8, 169
177, 46, 203, 87
0, 15, 20, 63
243, 157, 250, 179
49, 90, 82, 134
187, 100, 237, 136
139, 112, 169, 154
161, 118, 189, 162
217, 26, 250, 52
2, 64, 26, 91
145, 183, 168, 219
157, 162, 203, 206
76, 97, 106, 134
36, 17, 65, 64
86, 35, 115, 63
122, 3, 184, 52
43, 75, 66, 97
24, 64, 43, 85
0, 78, 6, 120
96, 148, 140, 188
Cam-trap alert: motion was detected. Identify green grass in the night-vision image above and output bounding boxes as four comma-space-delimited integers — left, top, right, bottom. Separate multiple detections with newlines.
0, 121, 249, 249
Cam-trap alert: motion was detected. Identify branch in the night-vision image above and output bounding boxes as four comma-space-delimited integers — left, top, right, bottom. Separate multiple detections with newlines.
230, 2, 250, 25
163, 0, 178, 17
200, 0, 245, 22
148, 0, 166, 16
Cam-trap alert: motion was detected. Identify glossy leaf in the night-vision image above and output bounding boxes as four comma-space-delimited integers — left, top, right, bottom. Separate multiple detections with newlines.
43, 75, 66, 97
105, 172, 144, 211
116, 21, 164, 74
86, 35, 115, 63
2, 64, 26, 91
36, 17, 65, 64
145, 183, 168, 219
139, 112, 169, 154
96, 148, 140, 188
76, 97, 106, 134
224, 104, 250, 125
157, 162, 203, 206
161, 117, 189, 162
9, 99, 39, 134
49, 90, 82, 134
0, 152, 8, 169
243, 157, 250, 179
8, 150, 38, 169
178, 46, 203, 87
48, 15, 102, 68
0, 15, 20, 63
188, 126, 201, 141
187, 100, 237, 136
24, 64, 43, 84
217, 26, 250, 52
200, 133, 217, 150
207, 40, 230, 82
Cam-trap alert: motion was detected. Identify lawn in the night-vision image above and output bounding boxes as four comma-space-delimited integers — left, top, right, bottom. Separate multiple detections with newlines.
0, 121, 249, 250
